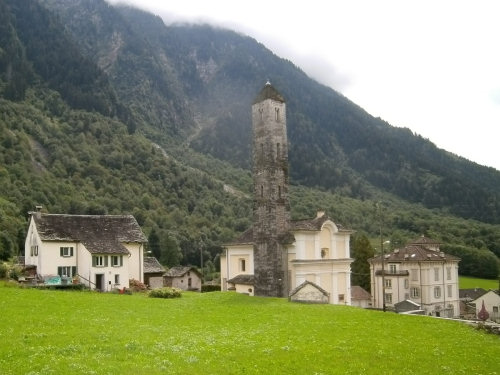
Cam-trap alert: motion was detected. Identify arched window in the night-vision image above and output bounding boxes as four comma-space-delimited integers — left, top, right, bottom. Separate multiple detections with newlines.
260, 185, 264, 197
259, 108, 264, 121
275, 107, 280, 122
278, 185, 282, 198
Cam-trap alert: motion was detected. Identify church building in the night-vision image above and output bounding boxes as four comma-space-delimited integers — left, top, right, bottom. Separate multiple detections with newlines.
220, 82, 353, 305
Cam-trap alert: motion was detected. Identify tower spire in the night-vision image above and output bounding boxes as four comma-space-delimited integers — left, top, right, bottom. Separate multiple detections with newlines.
251, 82, 291, 297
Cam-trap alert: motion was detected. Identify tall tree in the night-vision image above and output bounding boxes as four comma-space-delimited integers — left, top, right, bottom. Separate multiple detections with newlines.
351, 233, 374, 291
147, 228, 161, 260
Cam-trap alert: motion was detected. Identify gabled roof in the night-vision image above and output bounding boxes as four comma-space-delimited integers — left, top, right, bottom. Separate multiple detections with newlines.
32, 213, 147, 254
351, 285, 371, 300
409, 235, 441, 247
143, 257, 165, 274
289, 280, 329, 298
164, 266, 201, 278
225, 212, 352, 246
459, 288, 488, 301
292, 212, 351, 232
253, 82, 285, 104
228, 274, 254, 285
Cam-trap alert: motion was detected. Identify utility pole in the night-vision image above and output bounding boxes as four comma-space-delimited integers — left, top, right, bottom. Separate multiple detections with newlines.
378, 202, 386, 312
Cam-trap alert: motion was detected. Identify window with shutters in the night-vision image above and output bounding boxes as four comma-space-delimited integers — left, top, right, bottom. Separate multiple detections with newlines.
57, 266, 76, 277
60, 247, 74, 257
92, 255, 107, 267
111, 255, 123, 267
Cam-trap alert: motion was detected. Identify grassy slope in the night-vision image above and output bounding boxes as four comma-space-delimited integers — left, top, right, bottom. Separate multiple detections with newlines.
0, 284, 498, 375
460, 276, 499, 290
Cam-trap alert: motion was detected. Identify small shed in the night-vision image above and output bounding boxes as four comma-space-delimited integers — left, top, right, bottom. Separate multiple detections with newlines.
289, 281, 329, 304
351, 286, 372, 308
227, 274, 255, 296
164, 266, 202, 291
143, 257, 165, 289
394, 299, 423, 314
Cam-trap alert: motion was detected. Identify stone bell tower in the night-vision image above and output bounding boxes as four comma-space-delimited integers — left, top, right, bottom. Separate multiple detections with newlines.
252, 82, 291, 297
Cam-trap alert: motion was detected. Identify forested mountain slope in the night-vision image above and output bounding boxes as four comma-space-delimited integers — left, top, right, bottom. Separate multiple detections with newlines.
0, 0, 498, 277
40, 0, 500, 224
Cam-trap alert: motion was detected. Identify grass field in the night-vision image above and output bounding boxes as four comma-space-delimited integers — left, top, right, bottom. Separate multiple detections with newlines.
0, 283, 499, 375
460, 276, 499, 290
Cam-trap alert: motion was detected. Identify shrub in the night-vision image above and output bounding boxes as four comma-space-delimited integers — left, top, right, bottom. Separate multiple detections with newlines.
0, 263, 8, 279
148, 287, 181, 299
201, 284, 221, 293
129, 279, 147, 292
8, 265, 22, 281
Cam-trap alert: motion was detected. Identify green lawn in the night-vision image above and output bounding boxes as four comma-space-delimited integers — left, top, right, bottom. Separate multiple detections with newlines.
460, 276, 499, 290
0, 283, 498, 375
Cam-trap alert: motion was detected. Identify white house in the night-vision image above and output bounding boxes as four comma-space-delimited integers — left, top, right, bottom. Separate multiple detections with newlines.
24, 208, 147, 291
369, 236, 461, 317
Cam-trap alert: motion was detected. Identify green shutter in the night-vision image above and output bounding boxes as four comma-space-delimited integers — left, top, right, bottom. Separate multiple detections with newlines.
57, 267, 62, 276
92, 256, 96, 267
72, 266, 77, 277
120, 256, 123, 266
104, 256, 108, 267
60, 247, 63, 257
70, 247, 74, 256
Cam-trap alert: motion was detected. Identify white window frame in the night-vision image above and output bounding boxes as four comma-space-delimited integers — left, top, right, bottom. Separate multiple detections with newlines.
434, 286, 441, 299
239, 258, 246, 272
94, 255, 105, 267
111, 255, 123, 267
389, 264, 397, 274
384, 293, 392, 304
60, 246, 74, 257
411, 287, 420, 298
385, 278, 392, 289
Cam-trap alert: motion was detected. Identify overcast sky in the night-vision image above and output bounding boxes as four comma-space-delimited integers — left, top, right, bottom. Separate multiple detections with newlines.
109, 0, 500, 171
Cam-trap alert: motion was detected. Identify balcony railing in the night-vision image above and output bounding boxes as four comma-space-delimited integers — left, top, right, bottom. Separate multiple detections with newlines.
375, 270, 409, 276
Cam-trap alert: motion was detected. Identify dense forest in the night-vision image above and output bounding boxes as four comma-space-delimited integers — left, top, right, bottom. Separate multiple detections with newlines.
0, 0, 499, 279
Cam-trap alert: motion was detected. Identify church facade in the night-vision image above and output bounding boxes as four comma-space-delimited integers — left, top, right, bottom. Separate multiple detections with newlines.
220, 83, 353, 305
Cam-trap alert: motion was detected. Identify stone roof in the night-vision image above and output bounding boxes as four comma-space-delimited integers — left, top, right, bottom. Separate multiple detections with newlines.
253, 82, 285, 104
369, 244, 460, 263
409, 235, 440, 245
228, 274, 255, 285
143, 257, 165, 274
351, 285, 371, 300
32, 213, 147, 254
225, 212, 351, 246
394, 299, 421, 313
164, 266, 201, 278
459, 288, 488, 301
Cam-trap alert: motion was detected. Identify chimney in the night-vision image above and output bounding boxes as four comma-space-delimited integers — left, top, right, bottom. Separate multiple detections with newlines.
316, 210, 325, 218
35, 205, 42, 220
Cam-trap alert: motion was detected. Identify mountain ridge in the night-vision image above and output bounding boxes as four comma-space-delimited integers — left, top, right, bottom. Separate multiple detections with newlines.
0, 0, 498, 277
